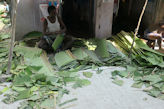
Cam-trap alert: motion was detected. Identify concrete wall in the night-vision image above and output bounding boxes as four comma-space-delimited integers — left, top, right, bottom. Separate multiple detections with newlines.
14, 0, 46, 40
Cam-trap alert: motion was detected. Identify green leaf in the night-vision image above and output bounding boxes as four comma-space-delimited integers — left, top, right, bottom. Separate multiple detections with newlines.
14, 45, 42, 58
28, 94, 41, 101
72, 48, 89, 60
33, 73, 46, 82
17, 89, 32, 100
111, 70, 128, 78
83, 49, 101, 63
15, 46, 55, 76
131, 82, 143, 88
160, 85, 164, 91
95, 39, 109, 58
41, 98, 56, 109
106, 41, 126, 58
73, 79, 91, 89
142, 75, 162, 84
141, 52, 164, 67
112, 79, 124, 86
25, 82, 33, 87
55, 51, 76, 68
0, 70, 2, 75
30, 86, 39, 92
126, 65, 137, 72
148, 88, 161, 97
46, 76, 59, 85
83, 72, 93, 78
23, 31, 43, 39
158, 94, 164, 100
118, 70, 129, 78
13, 74, 31, 86
12, 86, 26, 92
0, 33, 10, 40
133, 71, 143, 81
63, 77, 77, 83
0, 87, 9, 95
112, 70, 119, 77
57, 71, 78, 78
59, 98, 78, 107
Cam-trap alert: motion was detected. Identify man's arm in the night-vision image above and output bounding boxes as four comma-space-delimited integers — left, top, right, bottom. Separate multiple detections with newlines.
55, 15, 67, 34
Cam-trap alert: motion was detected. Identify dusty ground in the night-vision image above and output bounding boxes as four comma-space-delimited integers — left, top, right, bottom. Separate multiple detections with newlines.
1, 66, 164, 109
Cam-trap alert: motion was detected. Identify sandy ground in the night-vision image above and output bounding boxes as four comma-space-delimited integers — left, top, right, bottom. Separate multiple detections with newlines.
1, 66, 164, 109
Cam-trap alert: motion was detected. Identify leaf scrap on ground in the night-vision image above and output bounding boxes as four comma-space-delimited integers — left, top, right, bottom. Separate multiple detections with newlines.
83, 72, 93, 78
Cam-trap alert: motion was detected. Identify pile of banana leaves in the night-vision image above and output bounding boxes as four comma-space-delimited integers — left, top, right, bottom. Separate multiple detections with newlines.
1, 30, 164, 108
0, 31, 128, 108
111, 31, 164, 100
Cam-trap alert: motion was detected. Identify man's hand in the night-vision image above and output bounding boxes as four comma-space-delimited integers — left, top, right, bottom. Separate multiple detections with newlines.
53, 30, 64, 34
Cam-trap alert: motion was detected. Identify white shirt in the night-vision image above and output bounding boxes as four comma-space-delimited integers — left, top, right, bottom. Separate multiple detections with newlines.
46, 16, 60, 33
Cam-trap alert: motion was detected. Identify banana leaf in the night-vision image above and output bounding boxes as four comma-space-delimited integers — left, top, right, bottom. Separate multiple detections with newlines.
135, 38, 164, 56
55, 50, 76, 68
72, 48, 88, 60
52, 34, 64, 51
14, 46, 55, 76
23, 31, 43, 39
83, 49, 101, 63
95, 38, 109, 58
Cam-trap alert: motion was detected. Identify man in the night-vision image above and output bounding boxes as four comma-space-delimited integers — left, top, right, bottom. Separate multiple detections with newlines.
38, 5, 66, 53
0, 1, 9, 18
145, 22, 164, 50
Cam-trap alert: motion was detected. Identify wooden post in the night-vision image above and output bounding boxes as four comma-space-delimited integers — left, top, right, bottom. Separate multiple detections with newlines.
129, 0, 148, 58
6, 0, 18, 74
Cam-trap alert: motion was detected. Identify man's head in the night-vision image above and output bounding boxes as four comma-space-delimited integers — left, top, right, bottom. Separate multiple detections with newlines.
4, 1, 7, 6
48, 6, 56, 17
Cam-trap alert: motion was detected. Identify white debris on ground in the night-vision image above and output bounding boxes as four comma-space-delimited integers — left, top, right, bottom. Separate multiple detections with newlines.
1, 66, 164, 109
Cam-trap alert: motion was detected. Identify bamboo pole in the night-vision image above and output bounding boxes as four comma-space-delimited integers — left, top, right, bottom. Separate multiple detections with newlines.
128, 0, 148, 58
6, 0, 18, 74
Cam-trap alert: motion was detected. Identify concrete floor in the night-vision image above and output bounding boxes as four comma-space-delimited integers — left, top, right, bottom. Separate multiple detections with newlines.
1, 66, 164, 109
58, 67, 164, 109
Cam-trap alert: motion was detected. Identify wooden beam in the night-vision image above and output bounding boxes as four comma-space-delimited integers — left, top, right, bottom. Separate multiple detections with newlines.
6, 0, 18, 74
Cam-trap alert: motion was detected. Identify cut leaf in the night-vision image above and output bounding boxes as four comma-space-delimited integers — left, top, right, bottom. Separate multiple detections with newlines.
131, 82, 143, 88
83, 72, 93, 78
41, 98, 56, 109
73, 79, 91, 89
55, 51, 76, 68
112, 79, 124, 86
17, 89, 32, 100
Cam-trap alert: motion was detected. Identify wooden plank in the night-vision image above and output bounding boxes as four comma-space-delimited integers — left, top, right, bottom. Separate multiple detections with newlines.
6, 0, 18, 74
95, 0, 114, 38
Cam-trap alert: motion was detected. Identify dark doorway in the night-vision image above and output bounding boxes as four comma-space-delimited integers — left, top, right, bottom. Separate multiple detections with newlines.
112, 0, 146, 35
62, 0, 94, 38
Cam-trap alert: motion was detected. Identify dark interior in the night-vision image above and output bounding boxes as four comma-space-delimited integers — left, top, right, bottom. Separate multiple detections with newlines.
62, 0, 94, 38
112, 0, 146, 35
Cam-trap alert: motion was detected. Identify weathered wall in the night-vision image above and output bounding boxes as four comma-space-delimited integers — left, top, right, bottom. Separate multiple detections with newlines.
155, 0, 164, 23
129, 0, 164, 28
14, 0, 47, 40
15, 0, 36, 40
95, 0, 114, 38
